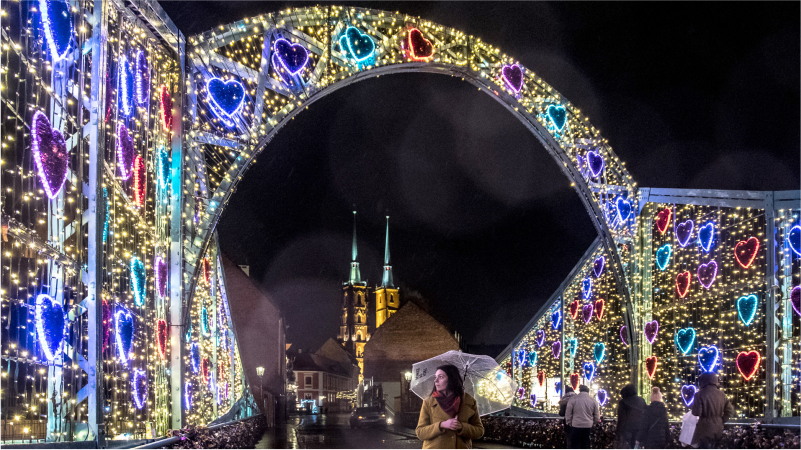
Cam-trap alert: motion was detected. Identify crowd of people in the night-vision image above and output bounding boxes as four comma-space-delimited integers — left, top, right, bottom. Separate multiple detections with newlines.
559, 373, 734, 449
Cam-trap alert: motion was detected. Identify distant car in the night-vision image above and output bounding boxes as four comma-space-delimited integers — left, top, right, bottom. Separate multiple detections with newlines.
349, 406, 392, 428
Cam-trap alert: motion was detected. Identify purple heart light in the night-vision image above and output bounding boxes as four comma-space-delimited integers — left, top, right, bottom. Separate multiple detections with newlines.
31, 111, 69, 199
697, 261, 718, 289
644, 320, 659, 344
501, 64, 524, 93
582, 303, 594, 323
791, 286, 800, 316
116, 122, 135, 180
35, 294, 66, 362
586, 151, 605, 178
676, 220, 694, 247
135, 50, 150, 105
681, 384, 697, 406
596, 389, 608, 406
273, 38, 309, 77
132, 368, 147, 409
529, 393, 537, 408
552, 340, 562, 358
155, 255, 168, 298
620, 325, 629, 346
593, 255, 605, 278
535, 330, 545, 347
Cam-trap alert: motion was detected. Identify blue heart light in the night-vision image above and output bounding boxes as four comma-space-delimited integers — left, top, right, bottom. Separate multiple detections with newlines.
586, 151, 605, 178
568, 338, 578, 358
582, 277, 592, 299
674, 328, 696, 355
698, 222, 715, 252
185, 381, 193, 409
596, 389, 608, 406
517, 349, 527, 366
206, 77, 246, 126
132, 368, 147, 409
655, 244, 672, 271
118, 55, 135, 117
339, 26, 375, 62
190, 342, 200, 373
130, 257, 146, 307
737, 294, 758, 326
115, 307, 134, 365
102, 187, 109, 244
273, 38, 309, 76
35, 294, 65, 362
616, 197, 632, 223
788, 225, 801, 256
201, 306, 211, 336
156, 147, 170, 189
134, 50, 150, 106
551, 309, 561, 330
39, 0, 73, 61
555, 381, 561, 395
529, 393, 537, 408
547, 105, 567, 131
593, 342, 605, 363
529, 351, 538, 366
681, 385, 697, 406
698, 345, 719, 373
583, 362, 595, 381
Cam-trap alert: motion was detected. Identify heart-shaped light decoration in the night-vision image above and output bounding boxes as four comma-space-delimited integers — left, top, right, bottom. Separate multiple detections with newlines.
555, 381, 562, 395
582, 361, 595, 381
39, 0, 74, 61
134, 50, 150, 105
736, 350, 761, 381
547, 105, 567, 131
102, 186, 109, 244
116, 122, 135, 180
616, 197, 633, 223
552, 341, 561, 358
156, 319, 167, 359
551, 309, 561, 330
676, 271, 691, 298
734, 237, 760, 269
586, 151, 605, 178
675, 327, 696, 355
698, 222, 715, 252
184, 381, 193, 409
133, 155, 146, 207
593, 256, 605, 278
115, 307, 134, 365
645, 356, 658, 379
528, 351, 538, 367
501, 64, 524, 93
118, 55, 135, 117
698, 345, 719, 373
619, 326, 629, 346
156, 146, 170, 190
582, 303, 594, 324
791, 286, 800, 316
132, 368, 147, 409
655, 244, 672, 271
517, 387, 526, 400
201, 306, 211, 336
788, 225, 801, 256
339, 26, 375, 62
160, 85, 173, 132
202, 358, 211, 384
535, 330, 545, 347
674, 220, 694, 248
202, 257, 211, 285
35, 294, 65, 362
190, 342, 200, 373
594, 299, 605, 320
568, 300, 579, 320
593, 342, 605, 363
407, 28, 434, 61
655, 208, 672, 234
273, 38, 309, 76
644, 320, 659, 344
130, 256, 146, 307
517, 349, 527, 366
102, 299, 111, 352
529, 393, 537, 408
154, 255, 167, 299
737, 294, 758, 326
569, 373, 580, 391
31, 111, 69, 199
567, 338, 578, 358
681, 385, 697, 406
537, 371, 545, 386
596, 389, 608, 406
206, 77, 246, 126
581, 277, 592, 299
697, 261, 718, 289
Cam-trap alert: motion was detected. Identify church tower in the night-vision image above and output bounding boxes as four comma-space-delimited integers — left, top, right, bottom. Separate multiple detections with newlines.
375, 216, 400, 328
338, 210, 369, 381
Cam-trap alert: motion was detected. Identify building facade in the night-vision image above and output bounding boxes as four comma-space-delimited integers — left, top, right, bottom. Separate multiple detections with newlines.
291, 340, 360, 413
375, 217, 400, 327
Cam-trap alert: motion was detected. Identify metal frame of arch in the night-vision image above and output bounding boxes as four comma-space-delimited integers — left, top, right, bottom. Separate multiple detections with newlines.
183, 5, 641, 372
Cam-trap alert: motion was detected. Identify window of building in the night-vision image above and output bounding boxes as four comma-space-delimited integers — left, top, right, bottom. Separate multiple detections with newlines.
305, 375, 312, 387
304, 393, 312, 400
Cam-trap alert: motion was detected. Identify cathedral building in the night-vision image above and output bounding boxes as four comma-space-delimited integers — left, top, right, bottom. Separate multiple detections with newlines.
375, 216, 399, 327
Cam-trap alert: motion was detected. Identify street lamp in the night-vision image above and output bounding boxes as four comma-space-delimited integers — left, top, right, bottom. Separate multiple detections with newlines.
256, 366, 265, 415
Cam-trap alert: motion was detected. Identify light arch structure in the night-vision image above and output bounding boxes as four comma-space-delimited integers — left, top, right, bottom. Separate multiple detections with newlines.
184, 5, 640, 346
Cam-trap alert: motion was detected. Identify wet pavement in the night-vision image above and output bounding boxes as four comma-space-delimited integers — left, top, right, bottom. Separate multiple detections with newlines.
255, 413, 517, 449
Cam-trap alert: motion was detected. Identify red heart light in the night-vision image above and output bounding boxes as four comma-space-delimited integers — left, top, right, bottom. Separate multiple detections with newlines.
594, 299, 605, 320
537, 371, 545, 387
407, 28, 434, 61
202, 358, 210, 383
645, 356, 658, 379
156, 319, 168, 359
655, 208, 671, 234
736, 351, 760, 381
570, 373, 580, 391
133, 155, 146, 208
568, 300, 579, 319
160, 84, 173, 132
202, 258, 211, 285
734, 237, 760, 269
676, 271, 690, 298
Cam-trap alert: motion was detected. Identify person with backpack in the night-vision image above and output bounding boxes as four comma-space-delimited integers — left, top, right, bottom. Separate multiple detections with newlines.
615, 384, 646, 448
637, 387, 671, 448
559, 386, 577, 447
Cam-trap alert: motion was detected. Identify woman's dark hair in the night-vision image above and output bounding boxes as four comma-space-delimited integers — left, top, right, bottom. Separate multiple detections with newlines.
433, 364, 464, 398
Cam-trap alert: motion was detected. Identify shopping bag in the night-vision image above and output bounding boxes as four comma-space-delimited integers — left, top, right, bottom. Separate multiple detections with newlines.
679, 411, 699, 448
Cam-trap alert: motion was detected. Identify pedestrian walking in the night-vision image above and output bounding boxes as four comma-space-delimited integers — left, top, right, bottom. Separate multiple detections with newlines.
415, 364, 484, 449
637, 387, 671, 448
691, 373, 734, 449
565, 385, 599, 449
615, 383, 646, 448
559, 386, 577, 447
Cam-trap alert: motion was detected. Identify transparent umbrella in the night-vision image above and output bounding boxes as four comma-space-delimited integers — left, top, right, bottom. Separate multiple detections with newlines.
410, 350, 518, 416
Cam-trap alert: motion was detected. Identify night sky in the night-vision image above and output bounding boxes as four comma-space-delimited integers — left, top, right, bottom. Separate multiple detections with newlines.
161, 1, 800, 351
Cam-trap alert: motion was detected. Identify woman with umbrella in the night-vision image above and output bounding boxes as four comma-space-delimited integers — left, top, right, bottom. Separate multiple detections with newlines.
415, 364, 485, 448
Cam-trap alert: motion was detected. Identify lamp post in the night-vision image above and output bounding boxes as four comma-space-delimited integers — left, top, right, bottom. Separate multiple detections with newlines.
404, 372, 412, 412
256, 366, 265, 416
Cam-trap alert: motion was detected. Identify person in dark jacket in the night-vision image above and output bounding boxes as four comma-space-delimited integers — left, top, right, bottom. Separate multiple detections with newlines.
558, 386, 577, 447
615, 384, 646, 448
691, 373, 734, 449
637, 387, 671, 449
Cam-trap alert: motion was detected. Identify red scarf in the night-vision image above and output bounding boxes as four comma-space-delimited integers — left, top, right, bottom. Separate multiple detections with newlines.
433, 390, 461, 418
